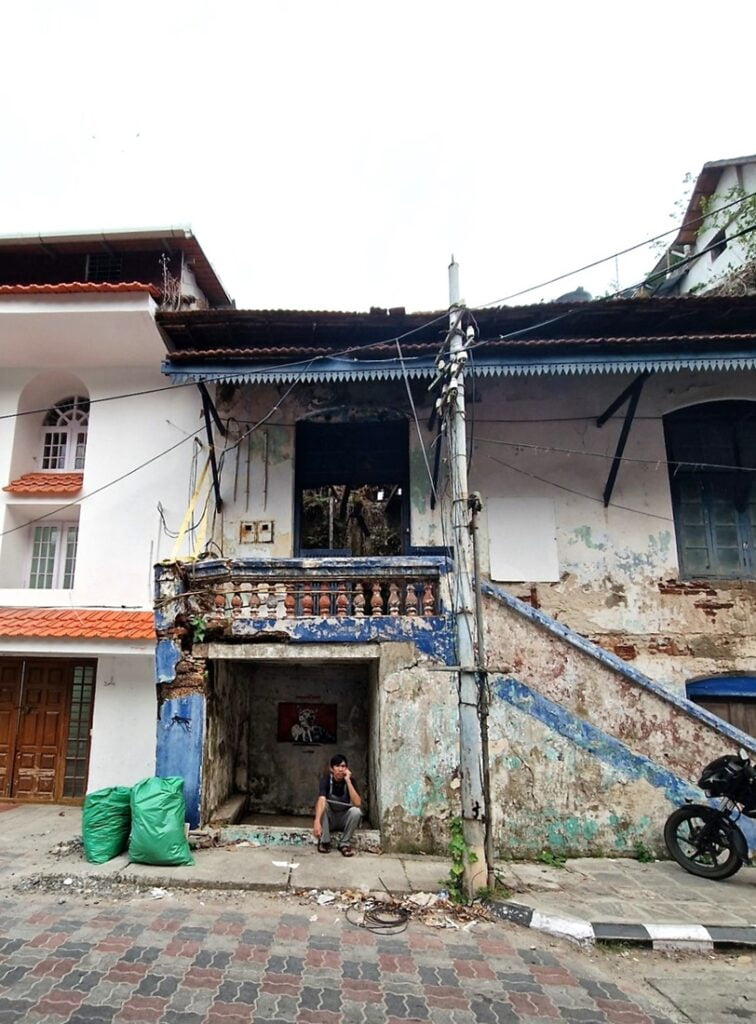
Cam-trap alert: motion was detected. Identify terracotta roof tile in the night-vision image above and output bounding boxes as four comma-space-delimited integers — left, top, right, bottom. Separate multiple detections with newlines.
4, 472, 83, 495
0, 608, 155, 640
0, 281, 159, 297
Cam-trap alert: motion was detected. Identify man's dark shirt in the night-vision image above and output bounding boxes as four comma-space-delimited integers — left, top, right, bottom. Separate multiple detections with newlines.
318, 775, 357, 810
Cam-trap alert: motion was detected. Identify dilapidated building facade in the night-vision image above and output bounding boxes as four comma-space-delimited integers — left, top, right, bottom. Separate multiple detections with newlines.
154, 297, 756, 856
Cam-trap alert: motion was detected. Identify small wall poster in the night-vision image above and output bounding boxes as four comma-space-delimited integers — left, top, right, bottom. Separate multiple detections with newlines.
277, 703, 337, 744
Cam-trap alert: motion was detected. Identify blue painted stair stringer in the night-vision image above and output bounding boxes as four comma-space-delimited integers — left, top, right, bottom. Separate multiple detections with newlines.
481, 579, 756, 754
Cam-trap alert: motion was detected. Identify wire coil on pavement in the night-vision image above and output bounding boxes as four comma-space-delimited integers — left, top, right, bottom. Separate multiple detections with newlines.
346, 901, 411, 934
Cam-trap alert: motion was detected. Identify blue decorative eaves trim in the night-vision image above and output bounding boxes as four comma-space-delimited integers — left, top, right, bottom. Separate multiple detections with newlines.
163, 350, 756, 385
493, 675, 700, 806
482, 580, 756, 753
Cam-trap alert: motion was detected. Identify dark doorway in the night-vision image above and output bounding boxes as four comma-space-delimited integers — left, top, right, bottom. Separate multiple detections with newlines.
205, 659, 373, 824
295, 419, 409, 556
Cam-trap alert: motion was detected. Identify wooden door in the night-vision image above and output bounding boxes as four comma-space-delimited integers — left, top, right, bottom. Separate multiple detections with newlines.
12, 662, 70, 800
695, 698, 756, 740
0, 661, 22, 797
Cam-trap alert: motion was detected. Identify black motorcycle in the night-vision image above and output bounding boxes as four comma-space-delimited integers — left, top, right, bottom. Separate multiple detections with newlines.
664, 749, 756, 880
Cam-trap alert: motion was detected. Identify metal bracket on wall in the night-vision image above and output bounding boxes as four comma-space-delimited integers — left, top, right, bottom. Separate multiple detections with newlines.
596, 371, 651, 508
197, 382, 227, 513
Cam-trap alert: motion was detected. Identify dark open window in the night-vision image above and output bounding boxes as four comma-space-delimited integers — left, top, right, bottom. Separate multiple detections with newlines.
664, 401, 756, 578
295, 420, 409, 556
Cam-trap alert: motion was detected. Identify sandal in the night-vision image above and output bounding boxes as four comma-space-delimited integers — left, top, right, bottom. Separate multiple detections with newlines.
339, 845, 354, 857
317, 841, 331, 854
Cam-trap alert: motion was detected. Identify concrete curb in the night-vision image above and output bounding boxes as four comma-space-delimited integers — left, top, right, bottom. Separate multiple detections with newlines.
488, 899, 756, 952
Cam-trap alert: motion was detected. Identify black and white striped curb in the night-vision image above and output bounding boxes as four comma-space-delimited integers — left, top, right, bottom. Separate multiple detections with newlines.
488, 900, 756, 951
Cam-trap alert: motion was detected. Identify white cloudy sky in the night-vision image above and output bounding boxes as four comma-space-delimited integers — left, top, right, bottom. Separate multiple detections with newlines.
2, 2, 754, 312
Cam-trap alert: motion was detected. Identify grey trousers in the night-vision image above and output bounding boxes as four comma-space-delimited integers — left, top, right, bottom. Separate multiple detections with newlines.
319, 804, 362, 847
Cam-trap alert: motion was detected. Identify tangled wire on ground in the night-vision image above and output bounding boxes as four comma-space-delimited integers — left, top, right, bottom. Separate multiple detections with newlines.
345, 900, 411, 934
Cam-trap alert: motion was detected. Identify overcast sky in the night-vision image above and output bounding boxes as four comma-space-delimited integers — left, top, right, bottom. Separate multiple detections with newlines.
2, 2, 754, 313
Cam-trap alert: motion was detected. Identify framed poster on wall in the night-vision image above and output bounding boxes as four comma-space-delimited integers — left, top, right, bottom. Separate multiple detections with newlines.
277, 703, 337, 744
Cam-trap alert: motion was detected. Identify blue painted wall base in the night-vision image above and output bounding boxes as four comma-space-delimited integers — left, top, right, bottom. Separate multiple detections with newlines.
156, 693, 205, 828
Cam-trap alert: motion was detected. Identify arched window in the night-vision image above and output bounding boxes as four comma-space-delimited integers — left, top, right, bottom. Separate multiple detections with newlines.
664, 401, 756, 578
41, 396, 89, 471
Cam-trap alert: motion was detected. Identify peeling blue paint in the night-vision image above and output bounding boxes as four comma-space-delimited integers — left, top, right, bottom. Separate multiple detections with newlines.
155, 638, 181, 684
546, 815, 600, 848
493, 675, 700, 807
568, 526, 607, 551
231, 615, 456, 664
483, 580, 756, 753
156, 694, 204, 828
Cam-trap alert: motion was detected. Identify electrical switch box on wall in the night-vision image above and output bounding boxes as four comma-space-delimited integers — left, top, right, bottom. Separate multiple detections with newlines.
256, 520, 274, 543
239, 520, 275, 543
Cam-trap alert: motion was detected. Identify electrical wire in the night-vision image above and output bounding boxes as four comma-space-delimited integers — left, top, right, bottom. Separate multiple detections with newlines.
0, 427, 205, 538
345, 902, 410, 934
474, 436, 756, 474
473, 188, 756, 309
5, 186, 754, 424
484, 453, 674, 523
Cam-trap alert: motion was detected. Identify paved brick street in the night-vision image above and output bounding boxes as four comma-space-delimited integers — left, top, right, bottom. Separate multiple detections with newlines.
0, 890, 677, 1024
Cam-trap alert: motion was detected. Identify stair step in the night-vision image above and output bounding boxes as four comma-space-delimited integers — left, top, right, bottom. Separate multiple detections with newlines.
219, 823, 381, 853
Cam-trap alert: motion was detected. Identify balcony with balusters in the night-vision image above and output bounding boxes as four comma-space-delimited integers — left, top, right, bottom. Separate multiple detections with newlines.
155, 556, 452, 653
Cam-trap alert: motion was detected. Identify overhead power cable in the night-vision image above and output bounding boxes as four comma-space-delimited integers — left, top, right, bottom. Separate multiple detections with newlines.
473, 188, 756, 309
0, 428, 204, 538
484, 453, 674, 523
5, 188, 755, 423
474, 436, 756, 474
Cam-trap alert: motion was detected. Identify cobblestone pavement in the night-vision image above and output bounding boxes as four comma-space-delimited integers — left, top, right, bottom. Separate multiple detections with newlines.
0, 890, 679, 1024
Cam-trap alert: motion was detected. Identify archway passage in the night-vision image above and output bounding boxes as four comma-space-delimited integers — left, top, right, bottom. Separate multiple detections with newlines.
295, 419, 409, 556
664, 401, 756, 578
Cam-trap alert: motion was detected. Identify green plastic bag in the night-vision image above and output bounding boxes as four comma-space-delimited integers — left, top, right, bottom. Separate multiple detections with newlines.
82, 786, 132, 864
128, 776, 194, 866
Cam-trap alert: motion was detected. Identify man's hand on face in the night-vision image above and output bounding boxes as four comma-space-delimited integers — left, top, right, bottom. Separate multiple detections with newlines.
343, 767, 352, 782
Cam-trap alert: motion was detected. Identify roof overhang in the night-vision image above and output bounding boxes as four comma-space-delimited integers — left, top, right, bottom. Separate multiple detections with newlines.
163, 347, 756, 384
0, 226, 232, 307
158, 296, 756, 384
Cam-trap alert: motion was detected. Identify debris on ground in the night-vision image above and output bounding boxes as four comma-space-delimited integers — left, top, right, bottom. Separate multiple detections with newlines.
187, 829, 220, 850
48, 836, 84, 858
292, 886, 492, 928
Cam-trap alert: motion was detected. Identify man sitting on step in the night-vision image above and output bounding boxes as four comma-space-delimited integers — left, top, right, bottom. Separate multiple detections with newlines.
313, 754, 362, 857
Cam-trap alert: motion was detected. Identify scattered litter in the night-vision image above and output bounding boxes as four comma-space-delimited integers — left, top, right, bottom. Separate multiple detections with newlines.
188, 829, 220, 850
407, 891, 438, 909
272, 861, 299, 870
309, 914, 318, 922
149, 887, 168, 900
63, 878, 73, 886
293, 885, 493, 932
48, 837, 84, 859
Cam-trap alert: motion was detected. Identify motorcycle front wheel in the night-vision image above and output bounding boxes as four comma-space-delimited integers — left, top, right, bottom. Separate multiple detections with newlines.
664, 805, 743, 880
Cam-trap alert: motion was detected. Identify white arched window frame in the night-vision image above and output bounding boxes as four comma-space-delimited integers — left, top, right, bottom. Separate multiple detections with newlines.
41, 396, 89, 471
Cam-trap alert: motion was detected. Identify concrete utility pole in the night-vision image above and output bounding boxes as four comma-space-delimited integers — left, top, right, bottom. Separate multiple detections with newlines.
445, 257, 486, 896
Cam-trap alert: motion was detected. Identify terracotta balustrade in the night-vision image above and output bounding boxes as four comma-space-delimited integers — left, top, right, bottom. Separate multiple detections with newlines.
204, 575, 438, 620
